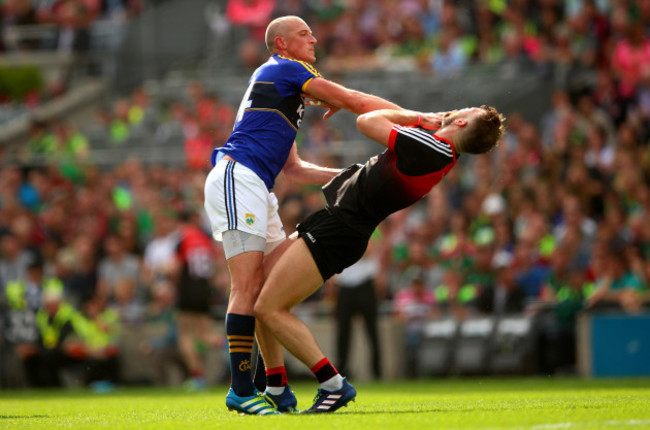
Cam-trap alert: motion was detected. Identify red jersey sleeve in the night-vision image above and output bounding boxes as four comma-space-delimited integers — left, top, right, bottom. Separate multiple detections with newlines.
388, 125, 402, 151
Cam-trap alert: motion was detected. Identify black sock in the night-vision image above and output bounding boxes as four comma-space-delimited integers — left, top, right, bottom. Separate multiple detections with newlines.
311, 358, 338, 383
266, 366, 288, 387
225, 313, 255, 396
253, 349, 266, 392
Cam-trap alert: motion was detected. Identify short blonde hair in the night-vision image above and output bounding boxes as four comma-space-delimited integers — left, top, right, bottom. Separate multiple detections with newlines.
456, 105, 506, 154
265, 16, 303, 54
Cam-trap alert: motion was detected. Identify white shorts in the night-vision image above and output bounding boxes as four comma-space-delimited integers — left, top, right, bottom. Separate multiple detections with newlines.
204, 159, 286, 246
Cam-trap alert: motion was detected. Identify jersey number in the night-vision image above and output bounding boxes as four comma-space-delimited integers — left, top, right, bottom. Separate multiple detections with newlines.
187, 249, 215, 279
235, 82, 254, 125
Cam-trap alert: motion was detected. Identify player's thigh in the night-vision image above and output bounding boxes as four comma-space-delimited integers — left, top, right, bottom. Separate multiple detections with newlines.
257, 238, 324, 312
224, 242, 264, 289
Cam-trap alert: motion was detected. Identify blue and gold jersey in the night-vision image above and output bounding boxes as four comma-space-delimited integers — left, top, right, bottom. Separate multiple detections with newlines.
214, 54, 321, 190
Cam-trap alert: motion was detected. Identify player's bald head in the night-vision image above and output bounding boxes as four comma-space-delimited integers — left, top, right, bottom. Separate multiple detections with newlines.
265, 15, 305, 54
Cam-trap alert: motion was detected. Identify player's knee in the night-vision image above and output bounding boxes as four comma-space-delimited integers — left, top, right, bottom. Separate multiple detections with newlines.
252, 300, 265, 319
230, 271, 264, 297
252, 299, 272, 323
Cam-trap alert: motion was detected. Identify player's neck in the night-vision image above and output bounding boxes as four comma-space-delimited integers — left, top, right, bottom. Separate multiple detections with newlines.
434, 129, 461, 154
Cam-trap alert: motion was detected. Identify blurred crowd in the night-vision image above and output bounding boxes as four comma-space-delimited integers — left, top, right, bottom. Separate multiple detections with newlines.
225, 0, 650, 82
1, 0, 142, 52
2, 0, 650, 387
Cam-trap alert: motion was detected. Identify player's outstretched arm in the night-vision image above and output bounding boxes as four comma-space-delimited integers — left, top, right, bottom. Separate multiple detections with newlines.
304, 78, 402, 118
281, 142, 342, 185
302, 93, 341, 119
356, 109, 444, 147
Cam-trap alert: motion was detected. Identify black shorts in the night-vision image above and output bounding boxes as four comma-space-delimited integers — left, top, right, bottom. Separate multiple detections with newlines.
177, 279, 213, 314
296, 208, 371, 281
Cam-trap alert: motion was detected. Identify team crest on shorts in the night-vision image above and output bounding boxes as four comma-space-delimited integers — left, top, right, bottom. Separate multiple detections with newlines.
245, 213, 256, 226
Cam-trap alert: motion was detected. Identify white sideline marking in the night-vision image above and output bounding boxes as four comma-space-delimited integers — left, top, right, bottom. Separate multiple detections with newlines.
532, 420, 650, 429
445, 419, 650, 430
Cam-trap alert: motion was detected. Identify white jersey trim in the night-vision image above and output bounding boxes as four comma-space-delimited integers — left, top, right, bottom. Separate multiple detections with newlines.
397, 127, 453, 157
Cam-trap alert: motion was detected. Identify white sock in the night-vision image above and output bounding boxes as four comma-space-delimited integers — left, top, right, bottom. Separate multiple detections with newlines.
265, 386, 285, 396
320, 374, 344, 391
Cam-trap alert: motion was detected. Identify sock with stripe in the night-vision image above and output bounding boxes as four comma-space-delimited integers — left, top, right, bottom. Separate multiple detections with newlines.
225, 313, 256, 397
253, 349, 266, 393
311, 357, 343, 391
265, 366, 289, 395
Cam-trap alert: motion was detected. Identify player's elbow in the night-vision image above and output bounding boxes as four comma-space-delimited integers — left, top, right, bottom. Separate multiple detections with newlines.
282, 164, 301, 184
323, 88, 366, 114
356, 113, 373, 136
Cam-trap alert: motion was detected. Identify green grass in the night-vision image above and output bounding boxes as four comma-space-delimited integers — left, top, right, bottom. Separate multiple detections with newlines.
1, 378, 650, 429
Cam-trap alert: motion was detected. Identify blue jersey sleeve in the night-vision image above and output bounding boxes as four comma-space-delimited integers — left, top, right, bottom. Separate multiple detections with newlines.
274, 57, 322, 97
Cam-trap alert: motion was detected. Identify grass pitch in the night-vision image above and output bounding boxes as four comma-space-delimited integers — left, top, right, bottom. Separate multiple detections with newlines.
1, 378, 649, 429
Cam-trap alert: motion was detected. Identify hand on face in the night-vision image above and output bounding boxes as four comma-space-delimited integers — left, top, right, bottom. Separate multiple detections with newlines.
419, 112, 445, 129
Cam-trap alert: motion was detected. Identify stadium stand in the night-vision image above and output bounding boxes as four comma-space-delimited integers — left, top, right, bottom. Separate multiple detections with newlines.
2, 0, 650, 388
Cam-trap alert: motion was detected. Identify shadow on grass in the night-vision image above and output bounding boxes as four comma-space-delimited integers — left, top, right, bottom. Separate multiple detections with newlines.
0, 415, 49, 419
289, 408, 472, 416
335, 409, 458, 415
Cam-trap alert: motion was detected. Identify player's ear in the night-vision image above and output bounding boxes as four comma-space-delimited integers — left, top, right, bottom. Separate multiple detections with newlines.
275, 36, 286, 50
455, 118, 468, 128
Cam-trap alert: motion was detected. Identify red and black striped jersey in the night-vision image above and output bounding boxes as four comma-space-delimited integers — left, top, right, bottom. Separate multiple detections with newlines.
173, 225, 217, 313
322, 125, 458, 236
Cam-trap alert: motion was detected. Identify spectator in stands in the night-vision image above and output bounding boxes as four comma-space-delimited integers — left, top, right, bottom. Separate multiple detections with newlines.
226, 0, 276, 42
271, 0, 308, 21
332, 238, 383, 380
575, 94, 616, 144
554, 194, 597, 249
128, 87, 157, 135
97, 234, 142, 307
584, 123, 615, 177
112, 277, 147, 324
141, 208, 178, 291
0, 230, 35, 296
65, 235, 99, 307
462, 228, 498, 314
33, 283, 85, 387
113, 216, 143, 256
430, 27, 468, 77
435, 262, 467, 319
78, 295, 120, 390
534, 260, 590, 374
1, 258, 48, 387
139, 279, 189, 386
587, 242, 647, 314
184, 123, 216, 170
610, 19, 650, 101
393, 269, 437, 378
50, 0, 97, 53
497, 27, 535, 79
475, 254, 526, 316
512, 226, 549, 302
592, 69, 628, 126
108, 99, 132, 145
